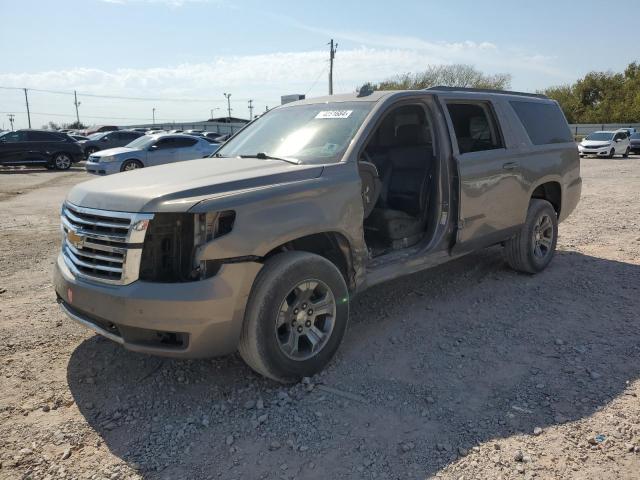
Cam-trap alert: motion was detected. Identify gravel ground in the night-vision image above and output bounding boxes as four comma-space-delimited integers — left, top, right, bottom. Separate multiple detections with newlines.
0, 158, 639, 480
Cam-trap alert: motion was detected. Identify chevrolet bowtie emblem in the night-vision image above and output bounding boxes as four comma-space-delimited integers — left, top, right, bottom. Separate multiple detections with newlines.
67, 230, 85, 248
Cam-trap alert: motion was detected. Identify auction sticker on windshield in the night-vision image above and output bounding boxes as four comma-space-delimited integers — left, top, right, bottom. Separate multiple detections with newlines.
315, 110, 353, 119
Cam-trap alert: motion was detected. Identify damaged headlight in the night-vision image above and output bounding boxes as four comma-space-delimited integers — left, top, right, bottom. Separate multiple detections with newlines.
139, 211, 235, 283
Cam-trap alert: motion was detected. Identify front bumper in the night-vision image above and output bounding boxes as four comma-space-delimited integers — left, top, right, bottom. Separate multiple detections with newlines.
85, 160, 122, 175
54, 253, 262, 358
578, 145, 611, 156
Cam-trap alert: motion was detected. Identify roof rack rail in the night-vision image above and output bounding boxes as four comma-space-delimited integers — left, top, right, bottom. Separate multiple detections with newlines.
425, 86, 548, 99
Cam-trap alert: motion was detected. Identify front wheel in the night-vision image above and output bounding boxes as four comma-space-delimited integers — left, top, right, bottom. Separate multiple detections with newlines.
120, 159, 143, 172
53, 153, 72, 170
238, 252, 349, 383
504, 199, 558, 274
607, 148, 615, 159
623, 147, 630, 158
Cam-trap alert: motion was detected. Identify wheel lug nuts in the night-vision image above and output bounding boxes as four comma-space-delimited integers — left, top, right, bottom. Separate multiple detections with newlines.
291, 320, 296, 326
301, 303, 307, 309
307, 309, 313, 315
293, 308, 299, 315
305, 320, 311, 327
297, 326, 303, 333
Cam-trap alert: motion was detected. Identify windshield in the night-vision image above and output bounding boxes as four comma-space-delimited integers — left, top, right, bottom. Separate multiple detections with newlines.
88, 132, 107, 140
215, 102, 374, 164
585, 132, 614, 141
126, 135, 156, 149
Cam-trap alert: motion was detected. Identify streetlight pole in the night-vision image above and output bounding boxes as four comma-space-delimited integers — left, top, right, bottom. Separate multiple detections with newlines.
152, 108, 156, 126
8, 114, 15, 131
210, 107, 219, 120
223, 93, 232, 122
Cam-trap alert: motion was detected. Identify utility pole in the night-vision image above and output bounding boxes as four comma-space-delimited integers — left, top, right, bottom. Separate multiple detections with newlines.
223, 93, 232, 121
8, 114, 15, 131
23, 88, 31, 128
152, 108, 156, 125
248, 99, 254, 121
73, 90, 81, 125
328, 39, 338, 95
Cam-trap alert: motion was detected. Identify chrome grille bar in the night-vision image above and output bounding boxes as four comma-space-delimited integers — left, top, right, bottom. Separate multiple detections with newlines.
60, 202, 154, 285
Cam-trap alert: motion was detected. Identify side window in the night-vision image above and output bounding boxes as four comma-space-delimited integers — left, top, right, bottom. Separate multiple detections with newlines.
172, 137, 198, 148
154, 138, 176, 150
446, 102, 504, 154
27, 131, 61, 142
510, 101, 573, 145
1, 131, 27, 142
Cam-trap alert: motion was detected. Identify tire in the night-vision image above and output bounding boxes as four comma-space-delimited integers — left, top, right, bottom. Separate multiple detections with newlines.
607, 148, 615, 159
52, 153, 72, 170
120, 159, 143, 172
238, 251, 349, 383
623, 147, 630, 158
504, 199, 558, 274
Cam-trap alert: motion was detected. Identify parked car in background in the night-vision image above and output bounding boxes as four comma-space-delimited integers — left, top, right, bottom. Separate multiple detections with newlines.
578, 131, 630, 158
85, 125, 119, 136
629, 133, 640, 153
169, 129, 183, 133
184, 129, 204, 136
55, 88, 581, 381
616, 127, 637, 137
70, 135, 89, 142
146, 129, 166, 135
131, 128, 148, 133
85, 133, 218, 174
0, 129, 84, 169
202, 132, 227, 141
78, 130, 144, 157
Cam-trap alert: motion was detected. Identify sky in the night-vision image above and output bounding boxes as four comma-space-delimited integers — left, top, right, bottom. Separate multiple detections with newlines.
0, 0, 637, 129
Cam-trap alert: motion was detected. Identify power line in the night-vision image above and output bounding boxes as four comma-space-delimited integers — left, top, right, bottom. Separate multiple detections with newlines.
0, 110, 198, 122
304, 63, 329, 96
0, 85, 277, 104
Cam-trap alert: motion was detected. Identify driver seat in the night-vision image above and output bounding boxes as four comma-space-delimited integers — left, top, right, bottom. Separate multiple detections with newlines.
365, 124, 433, 246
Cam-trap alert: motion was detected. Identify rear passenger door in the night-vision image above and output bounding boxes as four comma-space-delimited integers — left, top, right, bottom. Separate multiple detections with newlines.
171, 137, 200, 161
442, 99, 527, 250
26, 130, 64, 162
147, 137, 180, 166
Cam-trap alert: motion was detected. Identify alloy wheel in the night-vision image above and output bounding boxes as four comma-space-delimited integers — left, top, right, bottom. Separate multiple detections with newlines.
532, 213, 554, 258
275, 279, 336, 361
54, 154, 71, 170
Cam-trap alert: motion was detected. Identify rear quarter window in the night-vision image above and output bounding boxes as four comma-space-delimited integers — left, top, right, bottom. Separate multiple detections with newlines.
510, 101, 573, 145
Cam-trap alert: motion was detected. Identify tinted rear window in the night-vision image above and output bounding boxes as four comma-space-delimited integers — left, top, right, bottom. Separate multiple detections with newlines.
510, 101, 573, 145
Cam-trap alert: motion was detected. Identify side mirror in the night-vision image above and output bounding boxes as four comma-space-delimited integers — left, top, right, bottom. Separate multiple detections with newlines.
102, 137, 109, 142
149, 144, 158, 151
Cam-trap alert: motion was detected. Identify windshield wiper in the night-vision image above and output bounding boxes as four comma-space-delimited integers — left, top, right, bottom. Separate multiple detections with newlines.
240, 152, 299, 165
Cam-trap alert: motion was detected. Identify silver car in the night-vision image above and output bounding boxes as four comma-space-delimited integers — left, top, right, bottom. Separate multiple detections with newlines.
85, 133, 218, 175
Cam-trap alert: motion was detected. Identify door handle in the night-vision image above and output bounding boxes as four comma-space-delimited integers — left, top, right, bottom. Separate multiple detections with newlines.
502, 161, 519, 170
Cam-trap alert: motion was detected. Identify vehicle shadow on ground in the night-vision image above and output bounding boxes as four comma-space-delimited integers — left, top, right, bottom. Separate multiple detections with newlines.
66, 248, 640, 479
0, 165, 86, 174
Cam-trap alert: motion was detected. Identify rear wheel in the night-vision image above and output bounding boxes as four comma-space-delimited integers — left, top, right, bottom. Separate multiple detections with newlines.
238, 251, 349, 383
53, 153, 72, 170
120, 159, 143, 172
504, 199, 558, 274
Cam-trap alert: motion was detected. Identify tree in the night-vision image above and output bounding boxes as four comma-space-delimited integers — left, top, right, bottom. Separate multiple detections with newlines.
66, 120, 86, 130
543, 61, 640, 124
359, 64, 512, 92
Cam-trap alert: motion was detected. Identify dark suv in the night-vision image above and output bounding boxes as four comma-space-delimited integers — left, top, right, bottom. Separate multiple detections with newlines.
78, 130, 144, 157
0, 130, 84, 170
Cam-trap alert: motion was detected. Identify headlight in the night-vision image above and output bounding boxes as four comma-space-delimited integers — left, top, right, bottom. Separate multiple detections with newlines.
100, 156, 116, 163
139, 211, 236, 282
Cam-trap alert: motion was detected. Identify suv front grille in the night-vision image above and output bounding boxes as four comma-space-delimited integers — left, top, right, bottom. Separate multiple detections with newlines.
61, 202, 154, 285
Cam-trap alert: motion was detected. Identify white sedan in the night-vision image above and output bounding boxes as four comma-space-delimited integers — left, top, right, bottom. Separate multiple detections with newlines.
578, 131, 631, 158
85, 133, 219, 175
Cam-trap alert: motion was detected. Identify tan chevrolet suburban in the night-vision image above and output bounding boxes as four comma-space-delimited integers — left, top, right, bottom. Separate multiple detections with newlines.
54, 87, 581, 382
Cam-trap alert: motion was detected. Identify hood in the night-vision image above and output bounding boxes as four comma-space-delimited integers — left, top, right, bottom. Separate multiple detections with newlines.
581, 140, 611, 147
91, 146, 137, 157
67, 157, 324, 212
